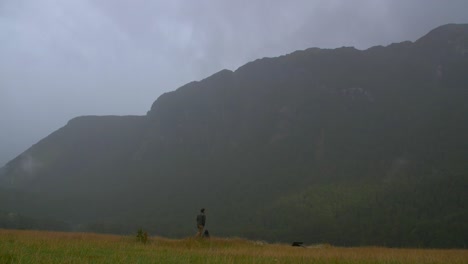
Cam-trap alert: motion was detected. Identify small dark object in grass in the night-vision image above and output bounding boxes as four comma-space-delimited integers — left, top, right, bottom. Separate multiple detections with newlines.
136, 228, 148, 244
292, 242, 303, 247
203, 229, 210, 238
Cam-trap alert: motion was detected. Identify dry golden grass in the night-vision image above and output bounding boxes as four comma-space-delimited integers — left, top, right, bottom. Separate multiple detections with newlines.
0, 229, 467, 263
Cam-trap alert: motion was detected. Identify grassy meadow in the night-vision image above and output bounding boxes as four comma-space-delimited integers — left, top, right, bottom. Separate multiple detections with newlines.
0, 229, 467, 264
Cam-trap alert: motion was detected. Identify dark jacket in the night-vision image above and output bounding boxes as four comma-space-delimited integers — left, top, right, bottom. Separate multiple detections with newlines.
197, 213, 206, 226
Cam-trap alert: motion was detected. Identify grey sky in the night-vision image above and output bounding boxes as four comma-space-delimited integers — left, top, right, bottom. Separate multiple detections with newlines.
1, 0, 467, 166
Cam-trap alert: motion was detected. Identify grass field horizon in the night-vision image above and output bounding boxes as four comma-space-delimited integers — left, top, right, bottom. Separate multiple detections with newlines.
1, 229, 467, 263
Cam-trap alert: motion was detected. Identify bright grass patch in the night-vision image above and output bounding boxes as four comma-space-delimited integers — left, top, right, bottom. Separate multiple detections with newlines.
0, 229, 467, 263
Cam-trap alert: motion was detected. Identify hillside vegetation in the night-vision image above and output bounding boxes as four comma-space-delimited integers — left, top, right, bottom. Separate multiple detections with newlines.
0, 24, 467, 247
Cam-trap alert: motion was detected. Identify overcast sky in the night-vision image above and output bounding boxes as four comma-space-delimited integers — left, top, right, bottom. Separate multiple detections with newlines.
1, 0, 467, 166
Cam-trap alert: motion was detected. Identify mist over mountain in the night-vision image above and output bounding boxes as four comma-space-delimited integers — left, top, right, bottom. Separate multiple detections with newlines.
0, 152, 12, 167
1, 24, 467, 247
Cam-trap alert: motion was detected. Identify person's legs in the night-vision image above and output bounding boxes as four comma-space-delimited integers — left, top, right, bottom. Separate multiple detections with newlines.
196, 225, 204, 237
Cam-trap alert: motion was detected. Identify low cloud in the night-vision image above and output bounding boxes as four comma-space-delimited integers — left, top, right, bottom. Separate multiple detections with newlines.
0, 0, 467, 166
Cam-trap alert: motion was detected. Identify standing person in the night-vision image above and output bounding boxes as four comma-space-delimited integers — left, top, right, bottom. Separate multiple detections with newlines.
196, 208, 206, 237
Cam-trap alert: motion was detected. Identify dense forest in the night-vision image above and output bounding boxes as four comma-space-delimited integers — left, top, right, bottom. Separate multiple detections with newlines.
1, 24, 467, 248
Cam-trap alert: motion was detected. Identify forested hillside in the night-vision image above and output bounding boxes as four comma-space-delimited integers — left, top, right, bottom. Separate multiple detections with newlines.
1, 24, 467, 248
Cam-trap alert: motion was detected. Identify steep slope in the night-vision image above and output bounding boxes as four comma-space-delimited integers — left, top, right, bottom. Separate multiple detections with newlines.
1, 24, 467, 247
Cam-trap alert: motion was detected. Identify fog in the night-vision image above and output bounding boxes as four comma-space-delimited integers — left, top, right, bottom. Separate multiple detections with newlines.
1, 0, 467, 166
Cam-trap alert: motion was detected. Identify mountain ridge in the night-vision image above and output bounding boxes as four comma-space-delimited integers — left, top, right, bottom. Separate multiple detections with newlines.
1, 24, 467, 247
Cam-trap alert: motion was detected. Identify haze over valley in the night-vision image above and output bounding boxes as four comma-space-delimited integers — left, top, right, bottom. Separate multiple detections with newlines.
1, 1, 467, 248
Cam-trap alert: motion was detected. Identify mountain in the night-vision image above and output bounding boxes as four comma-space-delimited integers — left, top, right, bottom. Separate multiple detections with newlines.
1, 24, 467, 247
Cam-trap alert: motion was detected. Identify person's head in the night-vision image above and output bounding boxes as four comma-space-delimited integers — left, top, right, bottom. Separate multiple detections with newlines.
201, 208, 205, 213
